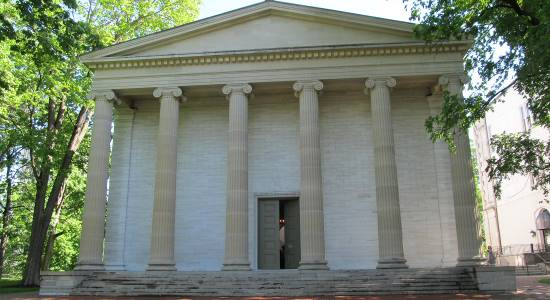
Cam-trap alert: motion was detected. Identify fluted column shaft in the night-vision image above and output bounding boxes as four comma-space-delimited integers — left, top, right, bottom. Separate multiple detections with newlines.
222, 83, 252, 271
439, 75, 483, 266
365, 77, 408, 269
293, 80, 328, 270
148, 87, 183, 271
77, 90, 117, 270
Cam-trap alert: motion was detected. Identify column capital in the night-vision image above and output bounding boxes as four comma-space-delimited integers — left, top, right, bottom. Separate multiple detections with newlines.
293, 80, 323, 94
153, 87, 184, 100
365, 77, 397, 90
438, 74, 468, 87
222, 83, 252, 96
88, 89, 120, 104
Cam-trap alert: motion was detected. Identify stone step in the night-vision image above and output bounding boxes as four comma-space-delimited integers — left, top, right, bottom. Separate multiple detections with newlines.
41, 267, 518, 296
79, 281, 476, 288
79, 280, 477, 289
87, 274, 475, 280
72, 270, 479, 296
516, 265, 545, 276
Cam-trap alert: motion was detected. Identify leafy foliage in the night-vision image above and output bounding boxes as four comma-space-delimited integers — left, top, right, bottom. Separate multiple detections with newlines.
487, 132, 550, 199
405, 0, 550, 199
470, 145, 487, 254
80, 0, 201, 44
0, 0, 98, 284
0, 0, 200, 284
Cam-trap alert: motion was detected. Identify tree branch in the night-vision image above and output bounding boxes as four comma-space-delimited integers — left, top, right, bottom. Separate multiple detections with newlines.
42, 106, 89, 226
7, 205, 28, 211
27, 106, 40, 181
499, 0, 540, 25
481, 78, 519, 109
47, 98, 55, 131
53, 97, 66, 130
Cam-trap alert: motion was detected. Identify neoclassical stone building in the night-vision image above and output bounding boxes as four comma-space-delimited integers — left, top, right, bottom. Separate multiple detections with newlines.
41, 1, 515, 296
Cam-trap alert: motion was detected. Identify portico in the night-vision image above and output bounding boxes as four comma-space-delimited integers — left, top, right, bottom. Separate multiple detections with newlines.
40, 1, 516, 296
76, 74, 480, 271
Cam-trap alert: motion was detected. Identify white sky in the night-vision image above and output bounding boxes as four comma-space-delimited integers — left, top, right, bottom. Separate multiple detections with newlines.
199, 0, 411, 22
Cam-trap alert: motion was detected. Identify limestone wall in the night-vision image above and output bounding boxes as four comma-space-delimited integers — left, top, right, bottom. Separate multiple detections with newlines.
105, 87, 458, 271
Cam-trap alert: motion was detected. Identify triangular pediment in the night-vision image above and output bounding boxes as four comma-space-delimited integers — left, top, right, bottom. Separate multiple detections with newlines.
81, 1, 418, 62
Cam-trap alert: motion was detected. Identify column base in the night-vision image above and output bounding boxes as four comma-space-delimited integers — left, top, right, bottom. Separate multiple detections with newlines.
104, 264, 126, 271
457, 256, 485, 267
222, 263, 251, 271
74, 263, 104, 271
377, 257, 408, 269
299, 260, 329, 270
147, 264, 177, 271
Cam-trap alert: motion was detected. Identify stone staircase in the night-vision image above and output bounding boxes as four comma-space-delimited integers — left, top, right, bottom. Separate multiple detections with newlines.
516, 264, 547, 276
70, 268, 479, 296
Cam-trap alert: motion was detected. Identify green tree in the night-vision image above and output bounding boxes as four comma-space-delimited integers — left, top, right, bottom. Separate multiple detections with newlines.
0, 148, 15, 279
404, 0, 550, 199
1, 0, 98, 285
0, 0, 200, 286
80, 0, 200, 44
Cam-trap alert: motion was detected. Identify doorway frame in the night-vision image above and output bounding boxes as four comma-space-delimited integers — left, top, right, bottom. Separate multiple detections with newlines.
254, 192, 300, 270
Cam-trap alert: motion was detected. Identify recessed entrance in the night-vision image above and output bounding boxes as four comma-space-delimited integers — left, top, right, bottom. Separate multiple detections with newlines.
258, 198, 300, 269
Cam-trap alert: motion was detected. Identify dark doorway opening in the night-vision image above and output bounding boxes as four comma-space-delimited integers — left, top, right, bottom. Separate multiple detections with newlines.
258, 198, 300, 269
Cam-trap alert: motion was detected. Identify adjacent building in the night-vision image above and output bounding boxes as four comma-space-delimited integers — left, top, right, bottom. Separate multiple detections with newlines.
474, 87, 549, 265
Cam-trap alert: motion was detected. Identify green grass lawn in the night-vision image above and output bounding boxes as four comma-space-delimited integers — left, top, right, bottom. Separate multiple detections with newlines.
0, 278, 39, 294
539, 278, 550, 285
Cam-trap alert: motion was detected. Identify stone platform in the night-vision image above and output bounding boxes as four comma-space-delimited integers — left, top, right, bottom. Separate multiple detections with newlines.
40, 267, 516, 297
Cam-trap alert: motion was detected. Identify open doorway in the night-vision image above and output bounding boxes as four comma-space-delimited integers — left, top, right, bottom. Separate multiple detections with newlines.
258, 198, 300, 269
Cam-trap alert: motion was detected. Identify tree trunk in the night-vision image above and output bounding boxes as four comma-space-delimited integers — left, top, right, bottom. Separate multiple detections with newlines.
22, 107, 89, 286
42, 182, 67, 271
0, 150, 14, 279
42, 232, 64, 271
23, 212, 49, 286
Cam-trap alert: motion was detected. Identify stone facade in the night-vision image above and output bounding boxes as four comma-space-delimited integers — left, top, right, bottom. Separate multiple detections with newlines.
40, 1, 516, 295
103, 87, 461, 271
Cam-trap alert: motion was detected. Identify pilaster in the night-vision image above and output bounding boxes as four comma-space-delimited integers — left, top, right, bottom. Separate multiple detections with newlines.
104, 104, 136, 271
426, 89, 459, 266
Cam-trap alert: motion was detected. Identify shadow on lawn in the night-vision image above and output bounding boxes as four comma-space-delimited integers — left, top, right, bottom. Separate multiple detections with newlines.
0, 279, 39, 294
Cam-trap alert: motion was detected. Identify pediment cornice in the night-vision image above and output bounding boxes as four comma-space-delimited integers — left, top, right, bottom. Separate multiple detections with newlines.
85, 41, 469, 70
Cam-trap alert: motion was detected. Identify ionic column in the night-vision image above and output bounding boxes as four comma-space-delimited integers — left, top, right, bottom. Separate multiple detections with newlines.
293, 80, 328, 270
76, 90, 118, 270
365, 77, 408, 269
439, 75, 483, 266
222, 83, 252, 271
147, 87, 183, 271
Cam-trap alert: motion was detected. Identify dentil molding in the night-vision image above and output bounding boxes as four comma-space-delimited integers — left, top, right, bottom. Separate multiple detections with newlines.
86, 43, 469, 70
